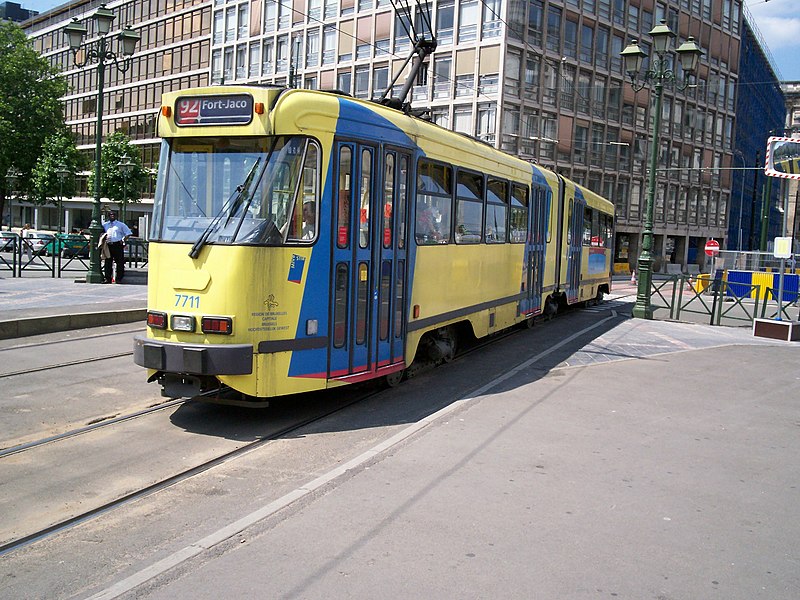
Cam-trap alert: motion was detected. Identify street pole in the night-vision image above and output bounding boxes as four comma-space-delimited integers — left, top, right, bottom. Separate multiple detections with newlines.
760, 176, 772, 252
734, 150, 745, 251
621, 24, 703, 319
55, 163, 70, 237
633, 79, 663, 319
63, 6, 140, 283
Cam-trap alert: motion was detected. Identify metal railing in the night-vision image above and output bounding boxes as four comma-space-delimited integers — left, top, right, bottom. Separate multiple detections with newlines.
0, 233, 147, 277
647, 274, 799, 326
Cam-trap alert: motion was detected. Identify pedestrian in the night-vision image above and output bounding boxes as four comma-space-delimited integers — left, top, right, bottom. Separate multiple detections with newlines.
22, 223, 32, 260
102, 211, 132, 283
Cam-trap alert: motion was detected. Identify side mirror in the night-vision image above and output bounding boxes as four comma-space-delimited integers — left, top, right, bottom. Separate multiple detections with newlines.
765, 136, 800, 178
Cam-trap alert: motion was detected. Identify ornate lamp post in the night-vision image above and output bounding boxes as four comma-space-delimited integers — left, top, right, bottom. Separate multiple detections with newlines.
117, 153, 134, 224
55, 163, 70, 235
63, 5, 140, 283
621, 22, 702, 319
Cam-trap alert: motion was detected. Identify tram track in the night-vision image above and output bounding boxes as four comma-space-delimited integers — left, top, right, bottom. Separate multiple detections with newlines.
0, 304, 623, 558
0, 384, 387, 557
0, 350, 134, 379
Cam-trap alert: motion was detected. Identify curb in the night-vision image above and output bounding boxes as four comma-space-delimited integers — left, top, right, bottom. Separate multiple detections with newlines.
0, 308, 146, 340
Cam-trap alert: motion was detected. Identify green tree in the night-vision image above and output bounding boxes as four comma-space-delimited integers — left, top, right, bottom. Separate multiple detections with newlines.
0, 21, 68, 228
31, 131, 82, 206
88, 131, 150, 224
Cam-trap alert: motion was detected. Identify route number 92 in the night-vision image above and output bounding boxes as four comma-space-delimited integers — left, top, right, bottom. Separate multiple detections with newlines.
175, 294, 200, 308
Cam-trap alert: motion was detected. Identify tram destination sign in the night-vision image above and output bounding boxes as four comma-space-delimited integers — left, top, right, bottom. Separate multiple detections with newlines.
175, 94, 253, 126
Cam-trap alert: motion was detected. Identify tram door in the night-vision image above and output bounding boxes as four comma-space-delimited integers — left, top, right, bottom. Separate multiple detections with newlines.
329, 142, 410, 378
522, 184, 548, 315
564, 192, 585, 303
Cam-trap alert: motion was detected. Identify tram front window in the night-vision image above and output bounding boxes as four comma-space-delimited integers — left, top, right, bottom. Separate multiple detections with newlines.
151, 135, 320, 246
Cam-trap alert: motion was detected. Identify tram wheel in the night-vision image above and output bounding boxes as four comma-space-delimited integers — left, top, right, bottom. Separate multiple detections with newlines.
385, 370, 405, 387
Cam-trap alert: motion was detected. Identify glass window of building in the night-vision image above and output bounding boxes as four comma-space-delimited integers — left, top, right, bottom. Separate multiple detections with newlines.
322, 26, 336, 65
504, 50, 521, 98
308, 0, 322, 21
394, 11, 411, 53
225, 6, 236, 42
564, 18, 577, 59
277, 35, 289, 72
546, 5, 561, 53
598, 0, 611, 20
338, 70, 352, 93
580, 25, 593, 63
613, 0, 625, 25
265, 1, 277, 32
375, 12, 391, 56
354, 66, 369, 98
212, 48, 222, 83
213, 10, 223, 44
453, 106, 473, 134
482, 0, 502, 39
278, 0, 292, 28
528, 0, 543, 46
306, 28, 320, 67
477, 103, 496, 143
524, 55, 540, 102
455, 73, 474, 97
436, 0, 455, 46
373, 65, 389, 97
224, 46, 234, 81
458, 0, 479, 44
249, 43, 260, 77
431, 107, 449, 128
433, 55, 452, 99
237, 4, 249, 38
263, 39, 274, 75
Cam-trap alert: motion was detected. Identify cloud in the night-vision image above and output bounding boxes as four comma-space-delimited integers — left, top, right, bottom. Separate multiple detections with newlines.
748, 0, 800, 50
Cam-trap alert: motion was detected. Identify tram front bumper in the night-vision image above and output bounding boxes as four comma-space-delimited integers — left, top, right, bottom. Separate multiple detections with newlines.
133, 335, 253, 375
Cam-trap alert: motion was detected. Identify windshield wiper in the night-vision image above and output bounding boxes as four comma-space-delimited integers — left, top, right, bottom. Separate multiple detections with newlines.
188, 157, 262, 259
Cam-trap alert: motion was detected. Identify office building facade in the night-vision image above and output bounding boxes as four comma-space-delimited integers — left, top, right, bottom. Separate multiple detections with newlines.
21, 0, 773, 270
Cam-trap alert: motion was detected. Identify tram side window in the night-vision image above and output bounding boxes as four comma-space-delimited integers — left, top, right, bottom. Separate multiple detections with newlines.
602, 214, 614, 248
486, 178, 508, 243
455, 169, 483, 244
286, 143, 320, 242
583, 206, 593, 245
337, 146, 353, 248
416, 159, 452, 245
510, 184, 529, 243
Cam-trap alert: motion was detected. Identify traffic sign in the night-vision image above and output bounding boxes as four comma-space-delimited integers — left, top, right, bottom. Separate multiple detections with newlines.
704, 239, 720, 257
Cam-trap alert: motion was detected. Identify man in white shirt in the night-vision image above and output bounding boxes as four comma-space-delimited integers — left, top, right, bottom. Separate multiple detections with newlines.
102, 211, 133, 283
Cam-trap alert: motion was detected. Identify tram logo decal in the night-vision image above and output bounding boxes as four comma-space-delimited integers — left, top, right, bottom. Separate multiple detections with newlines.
288, 254, 306, 284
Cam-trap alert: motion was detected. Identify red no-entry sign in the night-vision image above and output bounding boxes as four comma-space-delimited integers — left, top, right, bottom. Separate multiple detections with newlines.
705, 239, 720, 257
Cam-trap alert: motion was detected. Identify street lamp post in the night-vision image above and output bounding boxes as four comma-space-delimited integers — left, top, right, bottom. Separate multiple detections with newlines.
5, 167, 20, 229
63, 5, 140, 283
117, 154, 134, 224
733, 150, 746, 252
621, 22, 702, 319
55, 163, 70, 235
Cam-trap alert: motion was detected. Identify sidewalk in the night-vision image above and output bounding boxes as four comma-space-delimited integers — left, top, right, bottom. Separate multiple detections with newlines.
0, 270, 147, 339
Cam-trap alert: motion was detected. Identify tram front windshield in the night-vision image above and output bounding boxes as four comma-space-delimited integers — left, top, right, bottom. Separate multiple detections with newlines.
150, 135, 318, 246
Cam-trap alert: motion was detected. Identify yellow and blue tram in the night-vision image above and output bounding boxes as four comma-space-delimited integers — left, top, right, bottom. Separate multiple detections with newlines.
133, 85, 614, 403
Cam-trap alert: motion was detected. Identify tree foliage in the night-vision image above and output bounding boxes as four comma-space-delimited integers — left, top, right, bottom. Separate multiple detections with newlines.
31, 131, 83, 206
0, 21, 68, 226
88, 131, 150, 211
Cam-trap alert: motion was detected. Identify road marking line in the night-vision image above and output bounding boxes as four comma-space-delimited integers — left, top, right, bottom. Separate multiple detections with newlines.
86, 314, 618, 600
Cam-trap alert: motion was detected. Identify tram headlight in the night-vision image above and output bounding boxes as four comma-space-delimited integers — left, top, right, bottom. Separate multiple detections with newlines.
171, 314, 196, 332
